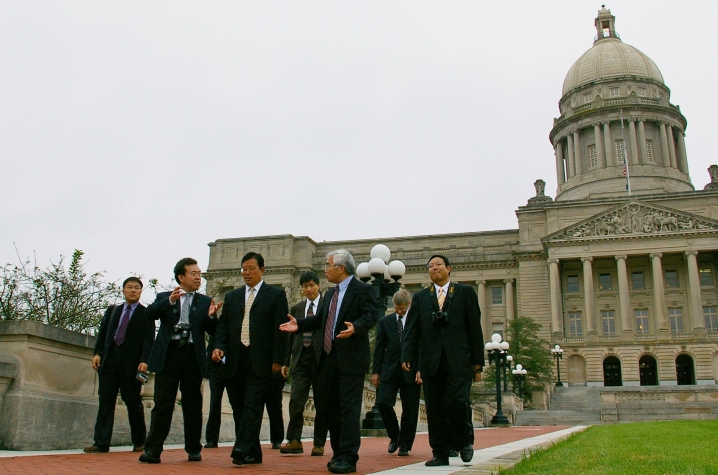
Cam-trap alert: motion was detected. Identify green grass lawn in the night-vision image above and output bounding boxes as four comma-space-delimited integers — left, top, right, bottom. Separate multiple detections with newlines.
501, 420, 718, 475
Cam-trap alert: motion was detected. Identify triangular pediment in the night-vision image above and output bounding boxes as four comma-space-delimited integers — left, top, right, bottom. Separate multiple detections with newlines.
543, 200, 718, 244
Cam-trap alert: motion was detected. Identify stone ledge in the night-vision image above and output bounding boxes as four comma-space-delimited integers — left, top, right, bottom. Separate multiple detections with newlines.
0, 321, 95, 349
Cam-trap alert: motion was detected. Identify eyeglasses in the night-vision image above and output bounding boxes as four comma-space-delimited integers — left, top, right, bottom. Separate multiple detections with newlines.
324, 263, 338, 269
241, 266, 260, 273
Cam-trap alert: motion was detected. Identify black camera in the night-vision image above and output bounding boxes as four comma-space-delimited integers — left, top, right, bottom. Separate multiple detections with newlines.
136, 372, 149, 384
173, 322, 191, 346
431, 310, 450, 325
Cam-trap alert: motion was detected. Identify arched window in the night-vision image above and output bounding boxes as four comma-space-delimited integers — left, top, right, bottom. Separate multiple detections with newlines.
676, 354, 695, 385
639, 355, 658, 386
603, 356, 622, 387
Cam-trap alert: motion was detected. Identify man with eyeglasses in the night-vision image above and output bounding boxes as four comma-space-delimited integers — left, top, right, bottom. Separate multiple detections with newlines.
139, 258, 222, 464
213, 252, 288, 466
280, 249, 377, 474
401, 254, 484, 467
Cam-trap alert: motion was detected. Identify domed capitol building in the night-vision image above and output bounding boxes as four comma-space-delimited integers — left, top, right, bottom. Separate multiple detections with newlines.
206, 7, 718, 389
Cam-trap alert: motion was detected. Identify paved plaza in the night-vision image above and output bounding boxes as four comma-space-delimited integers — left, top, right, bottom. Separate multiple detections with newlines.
0, 426, 582, 475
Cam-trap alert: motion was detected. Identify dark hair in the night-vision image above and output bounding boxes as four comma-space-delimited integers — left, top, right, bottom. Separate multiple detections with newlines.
299, 270, 320, 286
174, 257, 198, 284
427, 254, 450, 267
241, 252, 265, 269
122, 276, 143, 289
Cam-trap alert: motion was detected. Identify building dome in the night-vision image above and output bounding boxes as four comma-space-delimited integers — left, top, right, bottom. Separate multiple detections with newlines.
562, 40, 664, 96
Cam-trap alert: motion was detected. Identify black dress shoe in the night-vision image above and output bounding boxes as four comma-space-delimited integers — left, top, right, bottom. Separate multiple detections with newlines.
387, 440, 398, 454
425, 456, 449, 466
398, 448, 409, 456
328, 460, 357, 474
231, 449, 244, 465
271, 442, 281, 449
244, 455, 262, 464
459, 445, 474, 463
204, 441, 218, 449
139, 452, 161, 464
448, 450, 459, 457
188, 452, 202, 462
327, 458, 338, 468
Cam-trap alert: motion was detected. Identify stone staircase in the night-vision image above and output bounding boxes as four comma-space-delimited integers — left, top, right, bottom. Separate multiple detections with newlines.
514, 387, 603, 426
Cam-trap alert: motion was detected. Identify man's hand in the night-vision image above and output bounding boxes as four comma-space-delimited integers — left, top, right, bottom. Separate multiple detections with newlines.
401, 362, 411, 372
473, 365, 483, 383
337, 322, 354, 338
138, 362, 148, 374
281, 366, 289, 379
271, 363, 282, 375
92, 355, 101, 371
209, 299, 223, 317
371, 373, 379, 387
169, 286, 184, 304
279, 315, 298, 332
212, 349, 224, 362
415, 371, 422, 384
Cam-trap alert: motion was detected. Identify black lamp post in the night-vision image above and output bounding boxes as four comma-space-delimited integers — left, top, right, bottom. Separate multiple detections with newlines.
551, 344, 564, 387
356, 244, 406, 430
503, 354, 513, 393
485, 333, 510, 426
512, 364, 527, 399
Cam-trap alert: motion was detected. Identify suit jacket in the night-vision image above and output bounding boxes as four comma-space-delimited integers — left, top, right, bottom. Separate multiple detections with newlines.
372, 312, 419, 384
215, 282, 289, 379
284, 297, 324, 370
146, 291, 218, 378
401, 282, 484, 378
94, 303, 155, 378
296, 277, 377, 375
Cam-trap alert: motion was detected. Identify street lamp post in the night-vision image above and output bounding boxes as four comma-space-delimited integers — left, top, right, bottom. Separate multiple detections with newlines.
512, 364, 527, 399
551, 344, 564, 387
485, 333, 510, 426
356, 244, 406, 430
503, 355, 513, 393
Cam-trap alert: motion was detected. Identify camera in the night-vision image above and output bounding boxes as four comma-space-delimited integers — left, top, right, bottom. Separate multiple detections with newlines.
173, 322, 191, 346
136, 372, 149, 384
431, 310, 450, 325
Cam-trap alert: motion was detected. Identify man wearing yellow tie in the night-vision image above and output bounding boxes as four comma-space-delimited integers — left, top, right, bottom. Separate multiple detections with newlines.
212, 252, 288, 466
401, 255, 484, 467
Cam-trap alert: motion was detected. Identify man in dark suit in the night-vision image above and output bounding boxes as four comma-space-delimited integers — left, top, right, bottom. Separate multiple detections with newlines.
84, 277, 155, 454
401, 254, 484, 467
212, 252, 288, 466
204, 334, 227, 449
280, 249, 377, 474
139, 258, 221, 464
371, 289, 421, 457
279, 270, 328, 456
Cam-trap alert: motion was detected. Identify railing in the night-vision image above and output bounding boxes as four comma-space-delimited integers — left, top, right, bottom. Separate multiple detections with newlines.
604, 98, 627, 106
574, 103, 594, 113
709, 332, 718, 339
639, 97, 659, 104
564, 337, 585, 343
636, 334, 656, 341
599, 336, 620, 343
671, 333, 693, 340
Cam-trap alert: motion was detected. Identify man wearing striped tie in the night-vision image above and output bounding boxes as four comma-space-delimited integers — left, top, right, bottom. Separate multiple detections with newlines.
401, 255, 484, 467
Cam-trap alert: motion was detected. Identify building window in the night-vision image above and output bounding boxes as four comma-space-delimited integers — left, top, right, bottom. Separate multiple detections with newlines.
598, 273, 612, 291
601, 310, 616, 336
492, 323, 504, 339
669, 308, 684, 334
568, 312, 583, 336
646, 140, 654, 162
665, 270, 679, 288
637, 88, 647, 97
490, 287, 503, 305
632, 272, 645, 290
635, 309, 650, 334
616, 140, 626, 164
567, 275, 580, 293
583, 93, 592, 104
699, 268, 713, 287
589, 144, 598, 167
704, 306, 718, 332
609, 87, 620, 97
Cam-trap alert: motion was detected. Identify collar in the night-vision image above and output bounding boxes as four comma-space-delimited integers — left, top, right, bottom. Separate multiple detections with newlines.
306, 295, 320, 308
336, 275, 352, 293
246, 280, 264, 294
124, 301, 140, 311
433, 281, 450, 294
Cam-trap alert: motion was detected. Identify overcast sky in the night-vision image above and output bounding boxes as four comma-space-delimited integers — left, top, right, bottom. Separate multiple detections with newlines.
2, 1, 717, 292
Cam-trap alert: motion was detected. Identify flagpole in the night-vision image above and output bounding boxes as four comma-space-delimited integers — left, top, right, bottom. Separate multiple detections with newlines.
620, 109, 632, 195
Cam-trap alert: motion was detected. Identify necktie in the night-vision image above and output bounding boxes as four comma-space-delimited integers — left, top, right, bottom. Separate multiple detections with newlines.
397, 315, 403, 342
437, 287, 446, 309
114, 305, 131, 346
180, 293, 192, 325
323, 288, 340, 354
303, 302, 314, 347
241, 287, 255, 346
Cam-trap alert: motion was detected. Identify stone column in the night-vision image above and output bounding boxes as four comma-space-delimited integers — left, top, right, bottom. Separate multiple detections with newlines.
650, 253, 669, 333
637, 120, 647, 163
504, 279, 515, 322
667, 125, 678, 168
548, 258, 563, 338
566, 133, 575, 178
615, 255, 632, 337
603, 122, 613, 167
659, 123, 671, 168
582, 257, 596, 336
477, 280, 490, 344
555, 143, 566, 185
594, 124, 606, 168
628, 120, 639, 165
573, 130, 583, 175
685, 250, 705, 332
676, 131, 689, 175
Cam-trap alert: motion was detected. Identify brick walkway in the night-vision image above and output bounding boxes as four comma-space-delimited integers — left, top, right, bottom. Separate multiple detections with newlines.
0, 427, 569, 475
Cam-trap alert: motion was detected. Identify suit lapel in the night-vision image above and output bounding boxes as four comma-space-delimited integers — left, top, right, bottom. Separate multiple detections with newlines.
108, 304, 122, 335
336, 278, 357, 322
125, 304, 144, 331
251, 283, 269, 308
